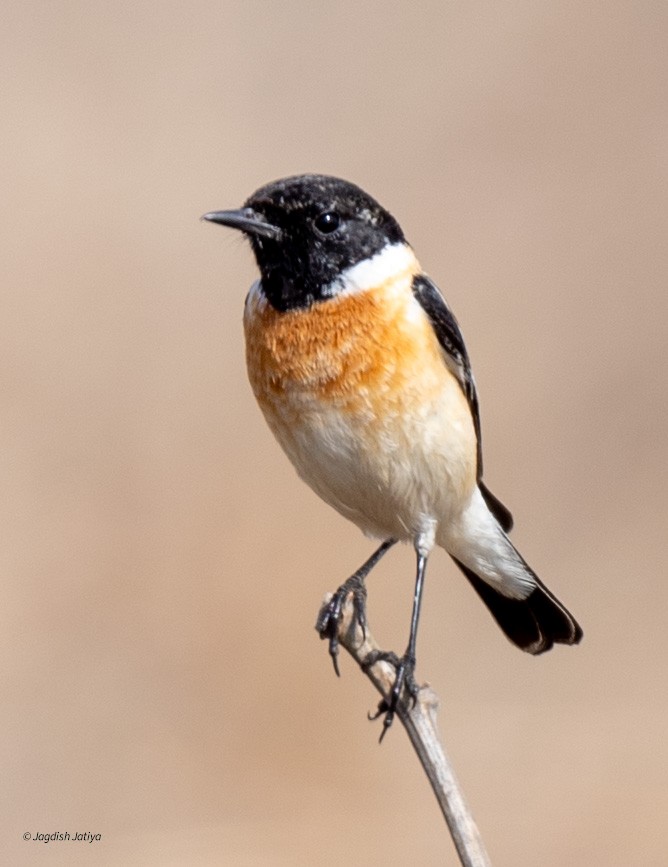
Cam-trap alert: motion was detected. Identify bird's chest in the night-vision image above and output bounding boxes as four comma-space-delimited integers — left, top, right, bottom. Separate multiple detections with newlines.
242, 280, 477, 537
243, 281, 444, 431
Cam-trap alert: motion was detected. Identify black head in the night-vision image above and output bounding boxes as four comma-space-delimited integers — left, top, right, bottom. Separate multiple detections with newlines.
203, 174, 406, 312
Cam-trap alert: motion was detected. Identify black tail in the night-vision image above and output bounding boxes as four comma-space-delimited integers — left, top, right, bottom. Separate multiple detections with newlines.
452, 557, 583, 655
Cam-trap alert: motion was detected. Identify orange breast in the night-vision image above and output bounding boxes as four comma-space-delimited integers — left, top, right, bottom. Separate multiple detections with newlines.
242, 273, 478, 536
243, 275, 452, 426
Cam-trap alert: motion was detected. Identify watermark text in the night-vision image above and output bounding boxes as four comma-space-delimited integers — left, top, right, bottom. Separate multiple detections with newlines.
23, 831, 101, 844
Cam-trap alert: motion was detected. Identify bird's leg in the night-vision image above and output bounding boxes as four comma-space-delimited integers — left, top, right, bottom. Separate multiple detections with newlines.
316, 538, 397, 677
366, 550, 427, 741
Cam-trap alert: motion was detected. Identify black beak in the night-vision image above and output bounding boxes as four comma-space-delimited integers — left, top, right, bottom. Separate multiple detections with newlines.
201, 207, 281, 241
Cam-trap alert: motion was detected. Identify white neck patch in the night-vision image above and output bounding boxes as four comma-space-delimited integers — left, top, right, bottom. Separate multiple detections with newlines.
324, 242, 418, 298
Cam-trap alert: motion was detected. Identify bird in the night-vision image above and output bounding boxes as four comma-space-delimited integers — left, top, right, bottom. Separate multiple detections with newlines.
203, 174, 582, 736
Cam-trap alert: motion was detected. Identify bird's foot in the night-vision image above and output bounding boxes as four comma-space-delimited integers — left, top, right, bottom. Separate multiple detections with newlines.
364, 650, 420, 742
315, 574, 367, 677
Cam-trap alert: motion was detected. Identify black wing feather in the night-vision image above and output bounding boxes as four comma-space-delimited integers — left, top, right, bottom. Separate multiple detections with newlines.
412, 273, 513, 532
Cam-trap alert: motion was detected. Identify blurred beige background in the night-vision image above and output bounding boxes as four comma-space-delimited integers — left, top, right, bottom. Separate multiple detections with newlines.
1, 2, 667, 864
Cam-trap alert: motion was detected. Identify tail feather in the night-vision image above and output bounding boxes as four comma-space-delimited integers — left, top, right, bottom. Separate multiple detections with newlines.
452, 556, 583, 655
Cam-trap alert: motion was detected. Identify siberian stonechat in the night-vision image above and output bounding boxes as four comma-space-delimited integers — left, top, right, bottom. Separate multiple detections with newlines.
204, 175, 582, 734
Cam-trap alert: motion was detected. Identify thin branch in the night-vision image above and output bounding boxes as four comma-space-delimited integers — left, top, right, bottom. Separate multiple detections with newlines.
317, 593, 492, 867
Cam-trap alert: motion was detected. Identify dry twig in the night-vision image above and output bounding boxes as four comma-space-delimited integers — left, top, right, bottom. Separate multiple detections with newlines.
317, 592, 492, 867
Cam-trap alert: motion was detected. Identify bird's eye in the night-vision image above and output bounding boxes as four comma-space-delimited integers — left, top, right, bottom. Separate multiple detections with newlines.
314, 211, 341, 234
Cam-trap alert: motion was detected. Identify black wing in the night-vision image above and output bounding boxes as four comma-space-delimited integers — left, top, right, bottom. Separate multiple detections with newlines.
412, 273, 513, 532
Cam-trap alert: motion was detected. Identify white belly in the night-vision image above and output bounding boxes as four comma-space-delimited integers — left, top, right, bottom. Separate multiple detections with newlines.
262, 372, 477, 542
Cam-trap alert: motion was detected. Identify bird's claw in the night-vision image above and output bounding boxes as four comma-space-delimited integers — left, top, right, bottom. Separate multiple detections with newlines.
364, 650, 419, 741
315, 575, 368, 677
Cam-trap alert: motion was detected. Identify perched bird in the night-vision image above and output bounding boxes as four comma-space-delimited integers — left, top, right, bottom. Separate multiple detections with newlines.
203, 174, 582, 735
